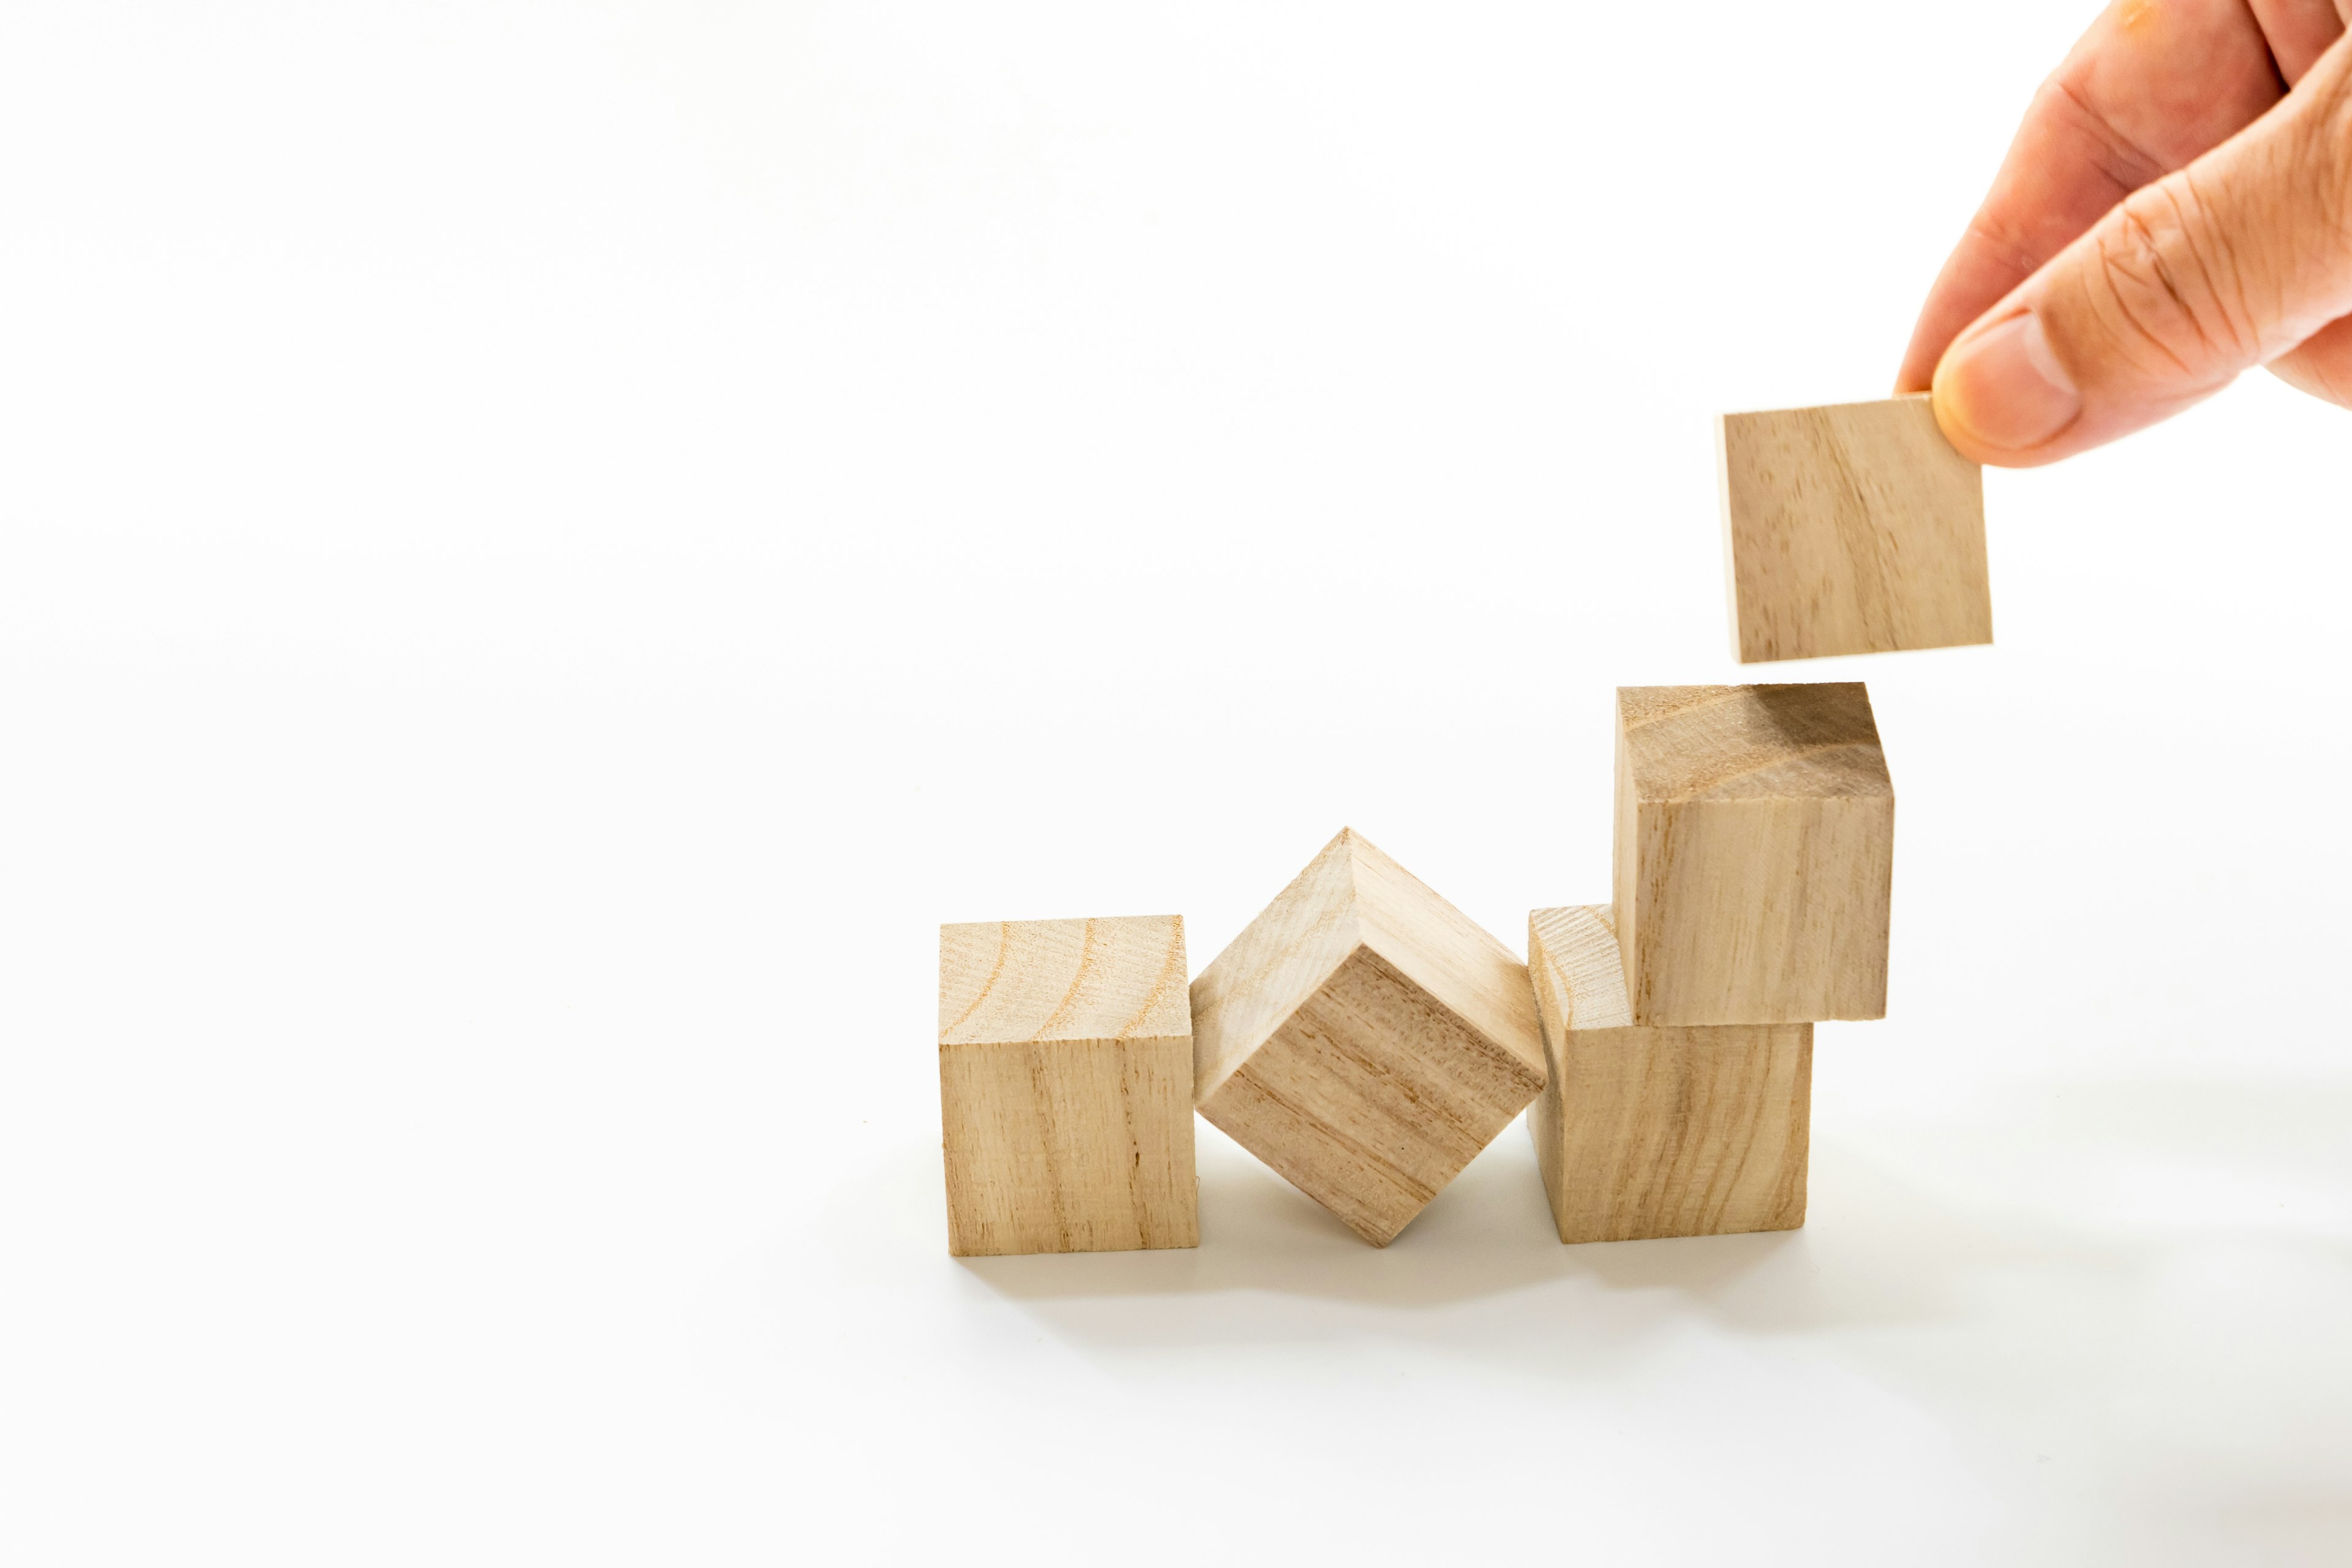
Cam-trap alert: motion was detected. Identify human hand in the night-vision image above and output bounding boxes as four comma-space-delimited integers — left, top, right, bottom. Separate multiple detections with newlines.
1898, 1, 2352, 466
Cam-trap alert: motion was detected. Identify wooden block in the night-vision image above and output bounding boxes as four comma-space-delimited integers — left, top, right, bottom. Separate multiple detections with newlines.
1615, 684, 1893, 1026
1526, 905, 1810, 1243
1191, 829, 1547, 1247
937, 915, 1197, 1257
1719, 394, 1992, 663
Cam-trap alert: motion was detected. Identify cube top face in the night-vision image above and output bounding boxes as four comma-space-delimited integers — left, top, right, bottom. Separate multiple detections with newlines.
1526, 905, 1633, 1033
939, 915, 1189, 1047
1189, 834, 1365, 1096
1719, 394, 1991, 664
1190, 829, 1546, 1245
1191, 829, 1542, 1101
1618, 684, 1890, 806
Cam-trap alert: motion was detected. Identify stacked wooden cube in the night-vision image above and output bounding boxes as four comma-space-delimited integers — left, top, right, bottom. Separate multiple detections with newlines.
937, 394, 1988, 1256
1525, 682, 1890, 1243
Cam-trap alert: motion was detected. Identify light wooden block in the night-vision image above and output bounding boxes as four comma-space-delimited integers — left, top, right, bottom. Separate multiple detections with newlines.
1527, 905, 1811, 1243
937, 915, 1197, 1257
1191, 829, 1547, 1247
1719, 394, 1992, 663
1615, 684, 1893, 1026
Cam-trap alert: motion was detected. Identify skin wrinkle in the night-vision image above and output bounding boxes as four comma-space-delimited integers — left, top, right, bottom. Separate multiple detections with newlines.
2297, 62, 2352, 271
2250, 0, 2352, 81
2150, 179, 2234, 359
2291, 343, 2352, 393
2176, 166, 2270, 355
2097, 200, 2204, 375
2054, 71, 2173, 191
1962, 212, 2056, 284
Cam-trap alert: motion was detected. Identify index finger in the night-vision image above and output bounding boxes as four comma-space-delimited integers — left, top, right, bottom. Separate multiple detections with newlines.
1896, 0, 2294, 391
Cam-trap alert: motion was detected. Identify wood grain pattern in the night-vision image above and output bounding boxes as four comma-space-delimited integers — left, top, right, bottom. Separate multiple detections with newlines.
1527, 905, 1811, 1243
1614, 684, 1893, 1026
1191, 829, 1547, 1246
938, 915, 1196, 1257
1719, 394, 1991, 663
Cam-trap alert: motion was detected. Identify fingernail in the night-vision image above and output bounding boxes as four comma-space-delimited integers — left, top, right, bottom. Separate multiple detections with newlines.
1936, 311, 2081, 453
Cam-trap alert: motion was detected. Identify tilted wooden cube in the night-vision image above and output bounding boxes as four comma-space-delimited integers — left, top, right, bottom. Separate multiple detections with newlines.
1719, 394, 1992, 663
1191, 829, 1547, 1246
1615, 684, 1893, 1026
937, 915, 1197, 1257
1528, 905, 1811, 1243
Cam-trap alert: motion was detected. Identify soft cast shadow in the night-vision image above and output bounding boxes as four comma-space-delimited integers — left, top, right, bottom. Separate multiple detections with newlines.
932, 1118, 2039, 1348
842, 1077, 2352, 1365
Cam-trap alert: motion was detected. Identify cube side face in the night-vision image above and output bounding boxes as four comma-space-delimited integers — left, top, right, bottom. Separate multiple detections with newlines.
940, 915, 1189, 1046
1189, 833, 1361, 1103
1627, 794, 1891, 1025
1526, 986, 1573, 1243
1197, 945, 1545, 1246
1534, 1022, 1811, 1243
1348, 834, 1546, 1084
1612, 718, 1641, 1012
1721, 398, 1991, 664
940, 1033, 1198, 1257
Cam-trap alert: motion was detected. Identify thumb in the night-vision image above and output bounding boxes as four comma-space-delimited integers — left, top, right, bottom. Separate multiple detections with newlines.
1933, 32, 2352, 466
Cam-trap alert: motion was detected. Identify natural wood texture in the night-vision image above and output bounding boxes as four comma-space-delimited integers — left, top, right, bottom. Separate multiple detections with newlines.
1191, 829, 1547, 1247
1719, 394, 1991, 663
938, 915, 1196, 1257
1527, 905, 1811, 1243
1615, 684, 1893, 1026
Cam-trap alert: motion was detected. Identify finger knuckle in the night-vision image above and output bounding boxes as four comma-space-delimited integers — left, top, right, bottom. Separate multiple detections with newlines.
2288, 77, 2352, 259
2079, 178, 2255, 375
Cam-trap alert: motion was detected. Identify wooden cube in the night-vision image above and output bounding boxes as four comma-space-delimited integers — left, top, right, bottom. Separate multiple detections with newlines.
1191, 829, 1547, 1246
1527, 905, 1810, 1243
937, 915, 1197, 1257
1615, 684, 1893, 1026
1719, 394, 1992, 663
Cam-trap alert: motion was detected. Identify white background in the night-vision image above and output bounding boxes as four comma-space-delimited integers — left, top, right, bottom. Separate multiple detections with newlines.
4, 2, 2350, 1562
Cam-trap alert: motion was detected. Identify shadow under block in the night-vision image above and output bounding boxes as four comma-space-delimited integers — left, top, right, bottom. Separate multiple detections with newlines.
1189, 829, 1547, 1247
937, 915, 1197, 1257
1719, 394, 1992, 663
1615, 684, 1893, 1027
1527, 905, 1811, 1243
